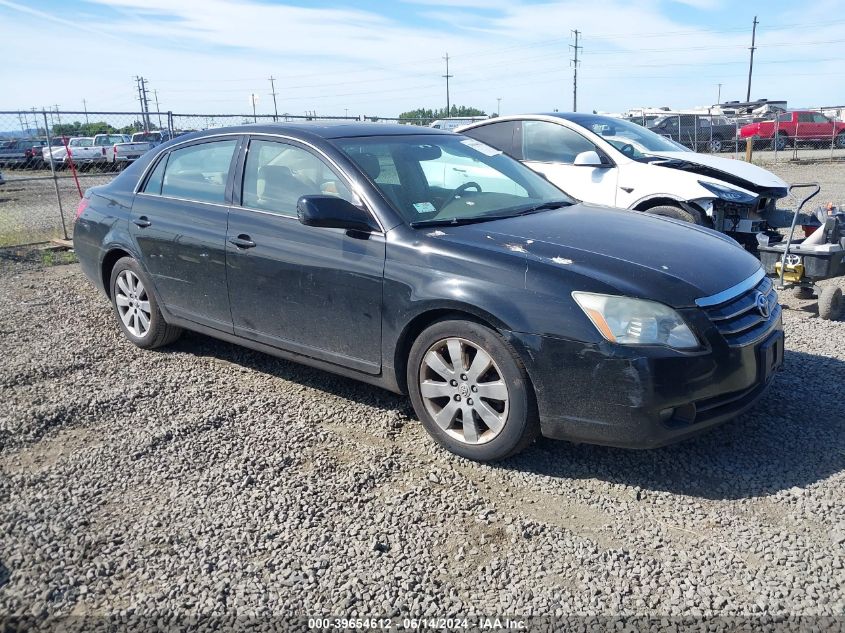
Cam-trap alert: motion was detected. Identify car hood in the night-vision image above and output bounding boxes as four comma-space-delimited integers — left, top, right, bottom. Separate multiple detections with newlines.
645, 151, 788, 194
432, 203, 762, 308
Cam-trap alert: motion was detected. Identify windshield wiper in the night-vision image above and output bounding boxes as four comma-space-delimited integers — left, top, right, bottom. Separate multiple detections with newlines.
508, 200, 573, 215
410, 215, 514, 228
410, 200, 573, 228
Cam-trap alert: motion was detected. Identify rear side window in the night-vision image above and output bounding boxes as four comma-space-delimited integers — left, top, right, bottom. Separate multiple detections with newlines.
522, 121, 596, 164
142, 154, 169, 195
161, 139, 237, 204
797, 113, 814, 123
463, 121, 517, 156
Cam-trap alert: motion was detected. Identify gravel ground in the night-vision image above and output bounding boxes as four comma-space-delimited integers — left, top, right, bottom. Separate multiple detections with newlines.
0, 258, 843, 628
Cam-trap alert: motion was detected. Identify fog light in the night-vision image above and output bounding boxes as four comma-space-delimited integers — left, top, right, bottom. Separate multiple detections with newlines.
658, 407, 675, 422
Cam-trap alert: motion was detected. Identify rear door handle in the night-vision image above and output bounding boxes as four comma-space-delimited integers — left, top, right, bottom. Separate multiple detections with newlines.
133, 216, 151, 228
228, 234, 256, 249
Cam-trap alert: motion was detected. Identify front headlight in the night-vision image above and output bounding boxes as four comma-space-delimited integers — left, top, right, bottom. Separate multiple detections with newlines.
698, 181, 756, 204
572, 292, 699, 349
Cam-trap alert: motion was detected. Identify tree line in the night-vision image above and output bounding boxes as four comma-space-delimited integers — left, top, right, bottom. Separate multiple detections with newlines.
397, 106, 490, 125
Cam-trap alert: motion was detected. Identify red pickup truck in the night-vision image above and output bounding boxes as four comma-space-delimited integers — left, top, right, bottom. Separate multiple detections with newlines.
740, 111, 845, 150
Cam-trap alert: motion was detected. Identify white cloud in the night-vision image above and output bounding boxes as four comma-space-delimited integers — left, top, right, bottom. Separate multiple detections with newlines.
0, 0, 840, 117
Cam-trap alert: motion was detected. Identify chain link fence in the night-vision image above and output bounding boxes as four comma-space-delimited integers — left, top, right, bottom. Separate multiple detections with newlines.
1, 107, 841, 248
627, 107, 845, 164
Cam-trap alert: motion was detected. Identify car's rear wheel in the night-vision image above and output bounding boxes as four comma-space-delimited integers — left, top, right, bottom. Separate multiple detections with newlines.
644, 204, 702, 224
707, 137, 724, 153
836, 132, 845, 149
407, 319, 538, 461
110, 257, 182, 349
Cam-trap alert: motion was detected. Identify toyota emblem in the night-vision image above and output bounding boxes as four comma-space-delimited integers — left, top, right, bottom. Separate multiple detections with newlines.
755, 292, 770, 318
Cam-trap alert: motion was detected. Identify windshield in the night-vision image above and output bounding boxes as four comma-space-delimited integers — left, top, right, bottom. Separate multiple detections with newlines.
572, 115, 690, 158
336, 134, 573, 226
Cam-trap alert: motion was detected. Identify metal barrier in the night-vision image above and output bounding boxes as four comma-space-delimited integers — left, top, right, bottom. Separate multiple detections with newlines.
4, 106, 841, 248
0, 109, 439, 247
628, 108, 845, 164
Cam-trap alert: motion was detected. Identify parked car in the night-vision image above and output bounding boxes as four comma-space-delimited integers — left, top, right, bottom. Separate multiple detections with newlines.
458, 113, 789, 248
429, 117, 488, 131
43, 137, 104, 168
110, 130, 170, 167
74, 123, 783, 461
0, 139, 29, 167
25, 139, 48, 167
740, 111, 845, 150
647, 114, 738, 153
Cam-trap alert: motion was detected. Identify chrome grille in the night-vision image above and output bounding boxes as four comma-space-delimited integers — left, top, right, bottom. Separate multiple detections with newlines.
703, 276, 780, 346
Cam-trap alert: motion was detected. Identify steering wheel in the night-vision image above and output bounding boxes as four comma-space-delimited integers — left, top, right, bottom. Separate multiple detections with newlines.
450, 181, 482, 200
618, 143, 636, 157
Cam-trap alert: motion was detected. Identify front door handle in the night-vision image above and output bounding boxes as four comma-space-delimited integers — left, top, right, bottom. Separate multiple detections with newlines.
133, 216, 151, 228
229, 234, 256, 249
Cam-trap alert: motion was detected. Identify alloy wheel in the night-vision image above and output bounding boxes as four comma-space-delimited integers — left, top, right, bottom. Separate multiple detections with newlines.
115, 270, 151, 338
419, 337, 509, 445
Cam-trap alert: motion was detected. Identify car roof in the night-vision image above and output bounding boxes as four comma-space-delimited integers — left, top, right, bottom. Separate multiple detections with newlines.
172, 122, 453, 143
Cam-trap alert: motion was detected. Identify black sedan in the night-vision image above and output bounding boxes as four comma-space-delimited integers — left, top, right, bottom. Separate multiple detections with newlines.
73, 123, 783, 461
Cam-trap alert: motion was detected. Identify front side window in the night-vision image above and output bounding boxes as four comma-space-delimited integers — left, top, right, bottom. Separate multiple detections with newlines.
338, 134, 571, 226
812, 113, 830, 123
798, 113, 814, 123
242, 140, 355, 217
522, 121, 596, 164
160, 139, 237, 204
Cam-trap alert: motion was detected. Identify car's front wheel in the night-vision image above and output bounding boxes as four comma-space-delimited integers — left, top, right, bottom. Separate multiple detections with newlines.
644, 204, 702, 224
407, 319, 538, 461
109, 257, 182, 349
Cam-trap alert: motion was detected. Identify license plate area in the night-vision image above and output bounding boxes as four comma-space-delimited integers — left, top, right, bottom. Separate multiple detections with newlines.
758, 331, 784, 382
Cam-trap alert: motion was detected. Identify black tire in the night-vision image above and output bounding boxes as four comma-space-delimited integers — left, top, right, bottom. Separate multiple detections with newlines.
836, 132, 845, 150
773, 132, 789, 151
109, 256, 182, 349
817, 286, 842, 321
793, 286, 814, 300
706, 137, 724, 153
407, 319, 538, 461
644, 204, 702, 224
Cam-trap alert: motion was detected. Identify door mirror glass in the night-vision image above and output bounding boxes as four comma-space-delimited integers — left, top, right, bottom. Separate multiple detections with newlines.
573, 150, 604, 167
297, 195, 379, 233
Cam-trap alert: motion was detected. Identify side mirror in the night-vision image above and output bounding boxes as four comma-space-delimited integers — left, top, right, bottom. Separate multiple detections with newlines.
297, 195, 379, 233
573, 151, 605, 167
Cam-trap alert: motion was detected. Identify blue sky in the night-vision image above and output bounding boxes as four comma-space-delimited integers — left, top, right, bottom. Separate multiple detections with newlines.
0, 0, 843, 118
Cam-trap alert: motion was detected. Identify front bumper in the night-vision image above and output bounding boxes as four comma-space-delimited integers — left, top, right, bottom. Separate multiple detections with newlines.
506, 314, 784, 449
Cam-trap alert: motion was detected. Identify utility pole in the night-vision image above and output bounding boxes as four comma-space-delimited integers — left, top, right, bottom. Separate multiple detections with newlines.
250, 93, 258, 122
497, 97, 502, 116
268, 76, 279, 122
82, 99, 89, 125
570, 30, 582, 112
135, 77, 146, 129
53, 105, 62, 125
139, 77, 151, 130
153, 89, 162, 128
746, 16, 758, 102
442, 53, 453, 116
716, 83, 722, 104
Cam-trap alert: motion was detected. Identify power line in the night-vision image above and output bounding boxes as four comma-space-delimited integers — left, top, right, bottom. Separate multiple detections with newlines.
570, 29, 581, 112
746, 15, 759, 101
